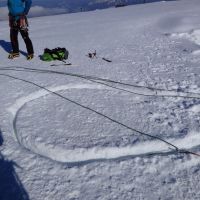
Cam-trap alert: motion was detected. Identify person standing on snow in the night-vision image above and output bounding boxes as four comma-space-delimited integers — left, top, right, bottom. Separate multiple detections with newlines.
7, 0, 34, 60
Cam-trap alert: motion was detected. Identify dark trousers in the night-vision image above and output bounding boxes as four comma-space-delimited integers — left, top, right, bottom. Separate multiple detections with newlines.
10, 19, 34, 55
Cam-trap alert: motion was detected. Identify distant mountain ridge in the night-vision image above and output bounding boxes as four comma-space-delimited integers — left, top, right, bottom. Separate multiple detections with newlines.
0, 0, 176, 11
31, 0, 175, 12
0, 0, 176, 20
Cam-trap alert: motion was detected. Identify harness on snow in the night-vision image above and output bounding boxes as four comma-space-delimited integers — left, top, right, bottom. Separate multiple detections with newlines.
87, 50, 112, 63
41, 48, 69, 62
87, 50, 97, 59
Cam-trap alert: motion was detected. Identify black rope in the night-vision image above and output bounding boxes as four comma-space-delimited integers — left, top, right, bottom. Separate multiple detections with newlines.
0, 66, 200, 99
0, 73, 179, 149
1, 72, 200, 157
8, 66, 200, 95
0, 68, 158, 97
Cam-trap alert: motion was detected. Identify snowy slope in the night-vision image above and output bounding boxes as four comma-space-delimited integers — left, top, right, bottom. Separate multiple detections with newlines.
0, 0, 200, 199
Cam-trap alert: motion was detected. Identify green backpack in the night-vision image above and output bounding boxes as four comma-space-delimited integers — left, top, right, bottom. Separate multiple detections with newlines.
41, 48, 69, 62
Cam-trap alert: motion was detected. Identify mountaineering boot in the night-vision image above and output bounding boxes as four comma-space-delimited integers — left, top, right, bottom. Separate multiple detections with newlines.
27, 54, 34, 60
8, 52, 20, 59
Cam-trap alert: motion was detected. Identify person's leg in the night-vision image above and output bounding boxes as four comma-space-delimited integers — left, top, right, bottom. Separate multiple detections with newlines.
8, 27, 20, 59
10, 28, 19, 53
20, 29, 34, 56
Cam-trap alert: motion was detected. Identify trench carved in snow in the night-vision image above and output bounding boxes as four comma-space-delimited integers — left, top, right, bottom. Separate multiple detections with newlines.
8, 83, 200, 163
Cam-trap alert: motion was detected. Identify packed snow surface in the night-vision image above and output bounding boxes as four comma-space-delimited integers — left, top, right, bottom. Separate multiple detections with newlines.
0, 0, 200, 199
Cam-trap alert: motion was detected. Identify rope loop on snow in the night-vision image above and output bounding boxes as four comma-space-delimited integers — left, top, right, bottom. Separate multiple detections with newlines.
0, 71, 200, 158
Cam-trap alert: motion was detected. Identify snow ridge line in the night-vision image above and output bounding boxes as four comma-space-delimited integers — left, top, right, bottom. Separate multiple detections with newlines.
19, 132, 200, 163
8, 83, 104, 116
1, 66, 200, 99
0, 73, 200, 163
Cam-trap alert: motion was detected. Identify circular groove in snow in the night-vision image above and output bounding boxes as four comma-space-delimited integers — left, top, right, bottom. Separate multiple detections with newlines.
8, 83, 200, 163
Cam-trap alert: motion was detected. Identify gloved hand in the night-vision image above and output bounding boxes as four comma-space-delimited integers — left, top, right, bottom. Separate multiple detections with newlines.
19, 15, 28, 29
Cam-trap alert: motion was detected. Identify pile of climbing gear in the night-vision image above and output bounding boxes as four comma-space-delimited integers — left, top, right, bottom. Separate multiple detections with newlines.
41, 48, 69, 62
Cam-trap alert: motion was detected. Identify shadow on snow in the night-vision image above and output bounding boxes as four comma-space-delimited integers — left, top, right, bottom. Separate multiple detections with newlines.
0, 129, 29, 200
0, 40, 27, 56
